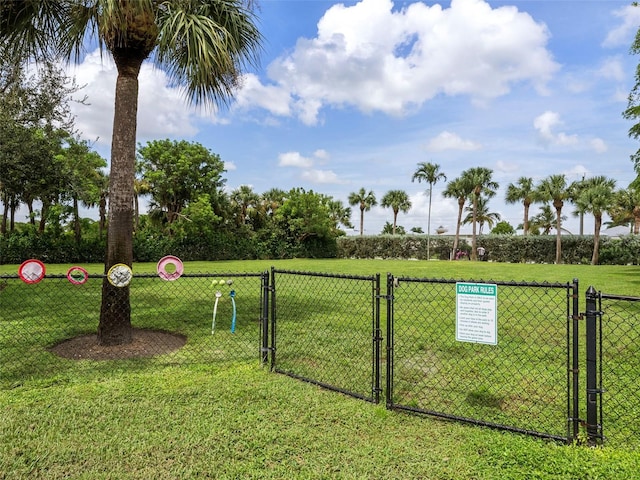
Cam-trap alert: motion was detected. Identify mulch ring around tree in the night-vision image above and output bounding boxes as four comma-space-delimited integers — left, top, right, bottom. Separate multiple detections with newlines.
49, 328, 186, 361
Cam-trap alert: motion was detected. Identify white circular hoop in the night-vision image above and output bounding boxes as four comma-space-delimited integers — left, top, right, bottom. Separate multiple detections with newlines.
18, 259, 46, 284
157, 255, 184, 281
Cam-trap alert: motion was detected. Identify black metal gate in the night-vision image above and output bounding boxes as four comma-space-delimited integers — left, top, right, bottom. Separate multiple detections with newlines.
588, 289, 640, 448
269, 268, 381, 403
386, 275, 578, 442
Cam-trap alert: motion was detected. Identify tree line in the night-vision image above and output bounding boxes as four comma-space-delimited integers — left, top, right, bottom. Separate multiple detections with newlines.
3, 1, 640, 348
2, 62, 639, 267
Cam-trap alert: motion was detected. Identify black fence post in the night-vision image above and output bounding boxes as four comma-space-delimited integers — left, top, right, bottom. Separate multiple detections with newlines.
570, 278, 580, 442
269, 267, 277, 371
260, 271, 270, 366
385, 273, 394, 409
373, 273, 381, 404
585, 285, 602, 445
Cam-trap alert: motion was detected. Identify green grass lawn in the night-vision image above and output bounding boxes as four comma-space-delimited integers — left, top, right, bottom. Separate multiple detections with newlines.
1, 259, 639, 479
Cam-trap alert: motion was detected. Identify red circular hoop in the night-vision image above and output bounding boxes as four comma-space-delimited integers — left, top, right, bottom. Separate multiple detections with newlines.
18, 259, 46, 284
157, 255, 184, 281
67, 266, 89, 285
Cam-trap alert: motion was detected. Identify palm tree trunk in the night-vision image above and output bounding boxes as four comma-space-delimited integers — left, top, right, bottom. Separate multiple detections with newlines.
591, 214, 602, 265
73, 196, 81, 244
555, 206, 562, 264
392, 210, 397, 235
452, 199, 464, 260
471, 196, 478, 261
359, 207, 364, 236
427, 188, 432, 260
98, 54, 143, 346
1, 195, 7, 235
523, 202, 530, 236
39, 201, 48, 234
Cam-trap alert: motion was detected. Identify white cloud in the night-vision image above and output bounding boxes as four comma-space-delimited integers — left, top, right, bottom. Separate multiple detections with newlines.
278, 151, 313, 168
234, 73, 292, 116
313, 149, 330, 160
224, 161, 237, 171
495, 160, 519, 173
603, 5, 640, 48
533, 111, 578, 147
597, 56, 625, 82
425, 131, 482, 152
252, 0, 558, 125
590, 138, 608, 153
300, 169, 344, 184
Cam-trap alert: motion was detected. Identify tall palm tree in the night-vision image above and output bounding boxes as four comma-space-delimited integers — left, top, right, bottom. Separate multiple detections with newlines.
568, 176, 588, 235
575, 176, 616, 265
412, 162, 446, 259
536, 174, 570, 264
462, 167, 498, 260
348, 188, 377, 236
442, 177, 472, 260
505, 177, 535, 236
462, 196, 501, 234
1, 1, 263, 345
381, 190, 412, 235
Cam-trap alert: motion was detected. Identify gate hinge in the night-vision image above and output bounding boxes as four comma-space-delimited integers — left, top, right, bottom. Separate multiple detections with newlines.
376, 294, 393, 301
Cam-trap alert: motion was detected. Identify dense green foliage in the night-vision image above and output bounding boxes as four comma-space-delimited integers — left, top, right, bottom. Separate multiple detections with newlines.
4, 229, 640, 265
336, 234, 640, 265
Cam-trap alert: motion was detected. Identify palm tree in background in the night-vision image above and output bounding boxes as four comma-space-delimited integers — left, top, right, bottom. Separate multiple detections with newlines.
462, 167, 498, 260
442, 176, 472, 260
348, 188, 377, 236
381, 189, 412, 235
608, 187, 640, 234
536, 174, 570, 264
412, 162, 446, 260
505, 176, 535, 236
530, 204, 565, 235
462, 196, 501, 234
231, 185, 260, 225
326, 198, 353, 233
261, 188, 287, 217
574, 176, 616, 264
0, 0, 263, 345
568, 176, 588, 235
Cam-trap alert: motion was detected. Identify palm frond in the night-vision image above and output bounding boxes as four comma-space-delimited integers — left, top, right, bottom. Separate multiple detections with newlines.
154, 0, 263, 106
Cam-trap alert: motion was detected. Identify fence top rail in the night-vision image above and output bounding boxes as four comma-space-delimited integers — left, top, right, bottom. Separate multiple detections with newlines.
0, 271, 267, 280
390, 275, 572, 289
272, 268, 377, 282
599, 292, 640, 302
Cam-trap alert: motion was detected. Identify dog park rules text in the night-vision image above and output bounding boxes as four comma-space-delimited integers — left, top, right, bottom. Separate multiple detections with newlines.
455, 282, 498, 345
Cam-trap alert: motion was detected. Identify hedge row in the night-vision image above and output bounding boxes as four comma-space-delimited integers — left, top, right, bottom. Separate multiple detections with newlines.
0, 230, 338, 265
336, 234, 640, 265
2, 232, 638, 265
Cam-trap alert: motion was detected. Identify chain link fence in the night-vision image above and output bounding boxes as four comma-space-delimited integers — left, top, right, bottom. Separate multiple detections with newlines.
270, 269, 381, 403
0, 272, 267, 388
597, 292, 640, 448
2, 267, 639, 447
387, 276, 574, 441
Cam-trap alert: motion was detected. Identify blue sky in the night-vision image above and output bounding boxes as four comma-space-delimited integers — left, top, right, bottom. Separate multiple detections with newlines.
67, 0, 640, 236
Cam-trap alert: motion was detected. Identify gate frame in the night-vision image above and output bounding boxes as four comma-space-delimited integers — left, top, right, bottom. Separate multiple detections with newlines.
385, 274, 579, 443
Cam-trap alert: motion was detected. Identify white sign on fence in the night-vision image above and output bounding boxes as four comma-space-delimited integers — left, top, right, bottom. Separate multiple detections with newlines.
455, 282, 498, 345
